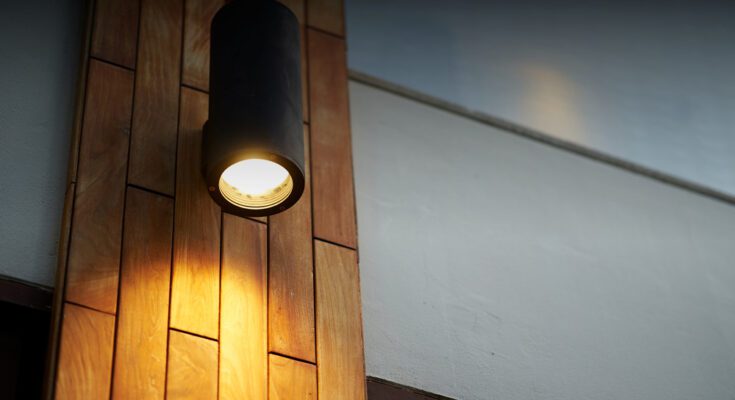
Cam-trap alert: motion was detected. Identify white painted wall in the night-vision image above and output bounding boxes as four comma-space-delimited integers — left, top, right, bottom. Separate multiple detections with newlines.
351, 81, 735, 400
0, 0, 83, 286
345, 0, 735, 197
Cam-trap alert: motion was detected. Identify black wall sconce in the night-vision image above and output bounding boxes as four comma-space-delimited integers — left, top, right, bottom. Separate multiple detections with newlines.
203, 0, 304, 217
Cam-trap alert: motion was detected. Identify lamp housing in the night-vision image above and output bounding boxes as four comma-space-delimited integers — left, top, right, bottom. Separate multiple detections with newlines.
202, 0, 304, 217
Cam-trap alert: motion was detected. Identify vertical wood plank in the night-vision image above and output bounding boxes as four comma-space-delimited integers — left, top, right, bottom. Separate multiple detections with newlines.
301, 25, 309, 123
112, 188, 174, 400
278, 0, 308, 122
171, 88, 220, 339
220, 215, 267, 400
66, 60, 134, 314
55, 304, 115, 400
307, 0, 344, 37
128, 0, 183, 195
166, 330, 218, 400
91, 0, 140, 68
269, 126, 315, 362
268, 354, 317, 400
182, 0, 224, 91
315, 240, 366, 400
308, 31, 357, 248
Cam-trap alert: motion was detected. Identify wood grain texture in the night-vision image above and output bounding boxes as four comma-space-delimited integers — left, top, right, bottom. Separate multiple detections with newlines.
166, 330, 218, 400
171, 88, 221, 339
44, 182, 75, 400
308, 31, 357, 248
91, 0, 140, 68
220, 214, 267, 400
55, 303, 115, 400
66, 60, 134, 314
66, 0, 95, 184
182, 0, 224, 91
53, 1, 364, 398
128, 0, 183, 195
277, 0, 308, 122
301, 24, 309, 123
269, 126, 315, 362
112, 188, 174, 400
307, 0, 344, 37
268, 354, 316, 400
315, 240, 366, 400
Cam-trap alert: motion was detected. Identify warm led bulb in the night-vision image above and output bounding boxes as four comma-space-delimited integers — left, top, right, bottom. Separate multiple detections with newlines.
219, 159, 293, 209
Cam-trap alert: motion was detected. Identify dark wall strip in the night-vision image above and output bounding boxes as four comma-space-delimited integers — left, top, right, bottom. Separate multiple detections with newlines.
0, 275, 53, 311
367, 377, 457, 400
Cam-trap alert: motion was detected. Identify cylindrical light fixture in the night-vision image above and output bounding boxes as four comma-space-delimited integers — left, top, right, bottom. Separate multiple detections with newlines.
202, 0, 304, 217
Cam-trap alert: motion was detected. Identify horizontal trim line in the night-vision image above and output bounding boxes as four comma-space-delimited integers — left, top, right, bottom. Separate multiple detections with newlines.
306, 25, 344, 40
64, 300, 115, 316
268, 351, 316, 366
127, 183, 174, 199
349, 70, 735, 207
246, 216, 268, 225
314, 237, 357, 252
89, 56, 134, 72
169, 327, 218, 342
222, 211, 268, 225
181, 83, 208, 95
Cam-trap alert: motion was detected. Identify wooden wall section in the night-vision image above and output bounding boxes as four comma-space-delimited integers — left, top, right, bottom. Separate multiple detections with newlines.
47, 0, 365, 399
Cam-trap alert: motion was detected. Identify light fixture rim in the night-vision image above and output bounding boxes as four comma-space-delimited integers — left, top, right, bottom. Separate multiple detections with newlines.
203, 122, 306, 217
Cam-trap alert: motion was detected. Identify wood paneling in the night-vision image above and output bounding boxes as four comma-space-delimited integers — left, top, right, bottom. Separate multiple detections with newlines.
55, 304, 115, 400
301, 26, 309, 123
268, 354, 316, 400
52, 1, 363, 398
91, 0, 140, 68
182, 0, 224, 91
128, 0, 183, 195
112, 188, 173, 400
166, 330, 218, 400
66, 60, 134, 314
307, 0, 344, 37
278, 0, 309, 122
308, 31, 357, 248
269, 126, 315, 362
220, 214, 267, 400
44, 182, 75, 400
171, 88, 221, 339
315, 240, 366, 400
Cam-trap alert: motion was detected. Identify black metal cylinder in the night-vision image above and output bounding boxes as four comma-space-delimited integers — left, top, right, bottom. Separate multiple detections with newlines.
203, 0, 304, 217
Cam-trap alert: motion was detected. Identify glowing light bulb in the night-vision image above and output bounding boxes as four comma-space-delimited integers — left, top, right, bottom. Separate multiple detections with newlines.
218, 159, 293, 209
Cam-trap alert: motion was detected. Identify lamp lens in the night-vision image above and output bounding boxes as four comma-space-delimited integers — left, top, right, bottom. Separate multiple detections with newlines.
219, 159, 293, 209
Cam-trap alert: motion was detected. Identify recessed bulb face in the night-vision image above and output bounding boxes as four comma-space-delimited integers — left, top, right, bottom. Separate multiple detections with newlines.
219, 159, 293, 210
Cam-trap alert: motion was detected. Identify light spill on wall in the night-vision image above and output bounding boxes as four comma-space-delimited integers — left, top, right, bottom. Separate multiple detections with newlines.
345, 0, 735, 197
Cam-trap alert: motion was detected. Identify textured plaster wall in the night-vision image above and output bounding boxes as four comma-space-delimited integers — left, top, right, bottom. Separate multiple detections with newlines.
351, 81, 735, 400
0, 0, 83, 286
